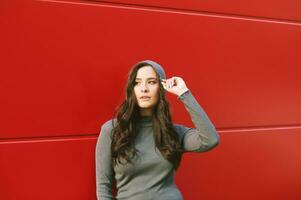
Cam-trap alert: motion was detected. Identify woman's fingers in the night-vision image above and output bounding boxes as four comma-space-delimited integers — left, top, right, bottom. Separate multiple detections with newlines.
161, 77, 182, 89
171, 77, 177, 87
161, 77, 175, 88
161, 80, 168, 90
168, 78, 172, 88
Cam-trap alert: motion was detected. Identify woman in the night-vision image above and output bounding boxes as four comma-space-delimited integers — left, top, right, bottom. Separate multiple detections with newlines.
95, 60, 220, 200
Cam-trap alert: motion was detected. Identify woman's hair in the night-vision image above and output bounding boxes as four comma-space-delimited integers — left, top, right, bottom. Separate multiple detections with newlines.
110, 61, 184, 170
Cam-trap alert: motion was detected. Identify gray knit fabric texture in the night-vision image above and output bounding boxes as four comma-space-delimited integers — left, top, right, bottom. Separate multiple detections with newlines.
96, 90, 220, 200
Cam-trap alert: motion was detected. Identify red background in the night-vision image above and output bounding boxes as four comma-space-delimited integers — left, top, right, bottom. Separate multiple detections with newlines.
1, 0, 301, 199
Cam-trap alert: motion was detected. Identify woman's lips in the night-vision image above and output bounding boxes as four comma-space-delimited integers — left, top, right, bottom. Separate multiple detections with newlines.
140, 96, 151, 101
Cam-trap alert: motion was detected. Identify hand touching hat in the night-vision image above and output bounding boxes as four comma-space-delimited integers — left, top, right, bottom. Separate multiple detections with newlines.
161, 76, 189, 97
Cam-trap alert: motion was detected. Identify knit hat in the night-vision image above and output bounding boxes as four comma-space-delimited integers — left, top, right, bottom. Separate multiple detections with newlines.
134, 60, 166, 80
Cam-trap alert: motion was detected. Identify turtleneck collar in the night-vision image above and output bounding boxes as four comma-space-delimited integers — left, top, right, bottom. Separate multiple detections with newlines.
138, 116, 153, 127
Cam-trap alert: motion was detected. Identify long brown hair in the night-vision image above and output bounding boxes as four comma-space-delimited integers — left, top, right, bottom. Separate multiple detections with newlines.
110, 61, 184, 170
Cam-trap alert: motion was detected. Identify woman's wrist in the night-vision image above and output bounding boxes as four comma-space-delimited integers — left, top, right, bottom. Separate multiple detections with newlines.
177, 88, 190, 97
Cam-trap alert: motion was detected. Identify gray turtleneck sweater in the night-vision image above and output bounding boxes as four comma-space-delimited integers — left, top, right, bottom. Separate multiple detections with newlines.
95, 90, 220, 200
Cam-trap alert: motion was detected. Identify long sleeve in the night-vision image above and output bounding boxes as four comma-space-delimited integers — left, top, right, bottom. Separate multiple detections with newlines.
174, 90, 220, 152
95, 120, 116, 200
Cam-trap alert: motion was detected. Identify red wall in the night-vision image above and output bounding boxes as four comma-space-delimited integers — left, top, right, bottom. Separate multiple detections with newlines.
1, 0, 301, 199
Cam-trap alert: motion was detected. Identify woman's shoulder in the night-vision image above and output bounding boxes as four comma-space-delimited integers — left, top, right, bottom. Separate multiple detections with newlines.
172, 123, 191, 132
101, 118, 117, 129
100, 118, 118, 138
172, 122, 192, 140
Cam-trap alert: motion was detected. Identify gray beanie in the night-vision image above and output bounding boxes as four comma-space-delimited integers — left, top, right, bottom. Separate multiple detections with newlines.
134, 60, 166, 80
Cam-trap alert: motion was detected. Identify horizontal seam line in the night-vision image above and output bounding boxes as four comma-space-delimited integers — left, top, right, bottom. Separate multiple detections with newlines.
38, 0, 301, 25
218, 124, 301, 133
1, 125, 301, 143
0, 133, 98, 144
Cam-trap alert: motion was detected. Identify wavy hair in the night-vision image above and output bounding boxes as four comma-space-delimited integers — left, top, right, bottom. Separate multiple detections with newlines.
110, 61, 184, 170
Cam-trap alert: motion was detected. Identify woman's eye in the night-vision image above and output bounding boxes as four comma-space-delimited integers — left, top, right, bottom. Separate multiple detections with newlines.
134, 81, 156, 85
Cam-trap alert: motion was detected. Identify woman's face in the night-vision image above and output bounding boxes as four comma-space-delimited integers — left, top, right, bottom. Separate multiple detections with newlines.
134, 65, 160, 116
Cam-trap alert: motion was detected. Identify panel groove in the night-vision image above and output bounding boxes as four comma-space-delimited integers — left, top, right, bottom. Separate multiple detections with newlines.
0, 134, 98, 144
1, 125, 301, 143
38, 0, 301, 25
219, 125, 301, 133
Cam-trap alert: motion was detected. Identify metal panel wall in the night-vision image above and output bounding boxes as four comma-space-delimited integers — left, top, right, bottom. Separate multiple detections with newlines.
1, 0, 300, 199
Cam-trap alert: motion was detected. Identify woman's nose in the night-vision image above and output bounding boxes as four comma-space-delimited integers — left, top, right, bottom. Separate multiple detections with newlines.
140, 83, 148, 92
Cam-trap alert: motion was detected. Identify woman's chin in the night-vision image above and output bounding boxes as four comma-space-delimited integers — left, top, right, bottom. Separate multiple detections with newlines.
138, 103, 154, 108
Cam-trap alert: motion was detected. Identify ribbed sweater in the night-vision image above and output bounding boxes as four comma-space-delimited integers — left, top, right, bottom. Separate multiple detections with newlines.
96, 90, 220, 200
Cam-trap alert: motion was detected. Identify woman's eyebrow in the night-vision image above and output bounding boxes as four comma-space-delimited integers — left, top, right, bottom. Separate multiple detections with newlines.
135, 77, 157, 80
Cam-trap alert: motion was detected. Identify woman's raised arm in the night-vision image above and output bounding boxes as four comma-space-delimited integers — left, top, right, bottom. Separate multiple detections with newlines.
174, 90, 220, 152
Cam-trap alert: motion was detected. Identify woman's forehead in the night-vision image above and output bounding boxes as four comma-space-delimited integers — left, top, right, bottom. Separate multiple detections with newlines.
135, 66, 158, 79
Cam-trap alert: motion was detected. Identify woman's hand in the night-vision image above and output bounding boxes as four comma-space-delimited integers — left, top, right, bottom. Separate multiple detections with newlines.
161, 76, 189, 97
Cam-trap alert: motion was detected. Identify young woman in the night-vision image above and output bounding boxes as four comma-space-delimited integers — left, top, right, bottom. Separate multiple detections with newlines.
95, 60, 220, 200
